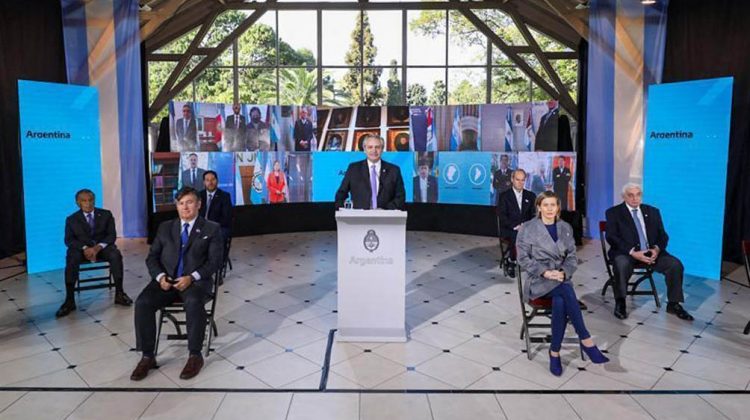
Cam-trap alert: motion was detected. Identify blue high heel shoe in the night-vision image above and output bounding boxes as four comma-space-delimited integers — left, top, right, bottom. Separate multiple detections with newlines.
580, 343, 609, 364
549, 351, 563, 376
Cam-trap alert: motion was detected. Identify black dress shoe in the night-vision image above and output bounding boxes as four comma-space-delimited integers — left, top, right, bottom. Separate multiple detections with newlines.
613, 300, 628, 320
55, 301, 76, 318
506, 263, 516, 279
114, 291, 133, 306
666, 303, 694, 321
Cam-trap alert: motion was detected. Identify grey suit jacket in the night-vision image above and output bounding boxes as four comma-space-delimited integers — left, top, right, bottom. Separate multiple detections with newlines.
516, 218, 577, 300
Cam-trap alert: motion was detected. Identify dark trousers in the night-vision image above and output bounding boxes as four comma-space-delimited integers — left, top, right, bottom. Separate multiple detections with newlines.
64, 245, 124, 300
545, 282, 590, 352
134, 281, 208, 356
501, 230, 518, 261
612, 254, 684, 303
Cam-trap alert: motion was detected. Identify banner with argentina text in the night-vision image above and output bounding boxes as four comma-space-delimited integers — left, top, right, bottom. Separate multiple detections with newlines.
61, 0, 146, 237
586, 0, 669, 237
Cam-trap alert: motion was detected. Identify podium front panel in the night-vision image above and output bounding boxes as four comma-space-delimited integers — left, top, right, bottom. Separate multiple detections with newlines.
335, 210, 407, 342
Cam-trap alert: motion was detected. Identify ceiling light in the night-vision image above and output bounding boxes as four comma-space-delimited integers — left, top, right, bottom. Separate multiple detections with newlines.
641, 0, 657, 4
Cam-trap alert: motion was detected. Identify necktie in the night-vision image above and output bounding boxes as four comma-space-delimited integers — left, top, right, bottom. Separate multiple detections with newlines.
86, 213, 94, 234
191, 169, 196, 185
370, 165, 378, 209
175, 223, 189, 278
631, 209, 648, 251
206, 193, 213, 215
235, 116, 238, 129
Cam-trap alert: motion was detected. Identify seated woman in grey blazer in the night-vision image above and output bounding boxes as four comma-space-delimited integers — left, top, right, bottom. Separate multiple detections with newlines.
516, 191, 609, 376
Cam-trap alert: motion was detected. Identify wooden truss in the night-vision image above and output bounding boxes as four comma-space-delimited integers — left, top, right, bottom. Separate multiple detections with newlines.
140, 0, 588, 120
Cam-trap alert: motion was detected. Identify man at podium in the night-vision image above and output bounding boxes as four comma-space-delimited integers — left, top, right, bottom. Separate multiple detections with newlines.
335, 134, 405, 210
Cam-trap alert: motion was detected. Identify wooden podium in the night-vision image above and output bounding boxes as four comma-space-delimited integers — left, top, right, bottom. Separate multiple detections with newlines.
335, 209, 407, 342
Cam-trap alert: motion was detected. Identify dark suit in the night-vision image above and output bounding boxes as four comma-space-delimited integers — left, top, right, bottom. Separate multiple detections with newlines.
224, 114, 246, 151
199, 188, 232, 241
182, 167, 206, 191
496, 188, 536, 241
605, 202, 684, 302
535, 108, 558, 151
335, 160, 406, 210
552, 167, 572, 211
293, 119, 314, 151
175, 118, 198, 150
413, 175, 438, 203
135, 217, 223, 356
492, 168, 513, 194
64, 208, 124, 294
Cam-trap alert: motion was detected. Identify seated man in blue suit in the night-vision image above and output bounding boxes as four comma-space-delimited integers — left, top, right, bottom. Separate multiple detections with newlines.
57, 189, 132, 317
605, 183, 693, 321
131, 187, 223, 381
496, 169, 536, 278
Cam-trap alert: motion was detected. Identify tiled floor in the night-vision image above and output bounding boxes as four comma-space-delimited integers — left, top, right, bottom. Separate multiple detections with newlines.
0, 231, 749, 419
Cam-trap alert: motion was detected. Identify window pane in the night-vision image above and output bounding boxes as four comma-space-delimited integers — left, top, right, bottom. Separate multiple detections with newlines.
492, 66, 530, 103
530, 28, 573, 52
407, 10, 446, 66
194, 68, 234, 104
201, 10, 248, 48
278, 68, 318, 105
448, 11, 486, 66
448, 68, 486, 105
322, 11, 359, 65
155, 27, 198, 54
213, 44, 233, 67
379, 66, 404, 106
278, 11, 317, 66
492, 46, 513, 66
238, 11, 276, 66
368, 11, 402, 66
551, 59, 578, 102
148, 61, 177, 104
406, 67, 445, 105
476, 9, 526, 46
322, 68, 359, 106
239, 68, 277, 104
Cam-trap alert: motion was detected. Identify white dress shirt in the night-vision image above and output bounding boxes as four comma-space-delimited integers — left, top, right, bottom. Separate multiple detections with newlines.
513, 188, 523, 211
419, 176, 428, 203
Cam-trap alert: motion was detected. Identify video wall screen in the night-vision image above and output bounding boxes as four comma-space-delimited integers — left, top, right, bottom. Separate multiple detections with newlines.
152, 101, 575, 211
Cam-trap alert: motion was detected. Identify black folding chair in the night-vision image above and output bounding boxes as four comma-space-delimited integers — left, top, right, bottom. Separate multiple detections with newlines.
496, 215, 515, 277
517, 268, 587, 360
75, 261, 115, 294
154, 269, 222, 357
742, 240, 750, 335
599, 221, 660, 308
221, 236, 233, 280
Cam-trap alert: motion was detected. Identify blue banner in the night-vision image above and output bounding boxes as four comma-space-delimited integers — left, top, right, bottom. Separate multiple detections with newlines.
19, 80, 103, 274
644, 77, 733, 279
438, 152, 493, 205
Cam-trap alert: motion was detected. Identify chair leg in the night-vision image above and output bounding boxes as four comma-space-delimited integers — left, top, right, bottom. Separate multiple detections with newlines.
154, 310, 164, 356
647, 275, 661, 308
743, 320, 750, 335
523, 318, 532, 360
601, 279, 612, 297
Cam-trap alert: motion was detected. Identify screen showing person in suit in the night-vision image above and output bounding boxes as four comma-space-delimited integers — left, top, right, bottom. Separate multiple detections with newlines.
175, 103, 198, 151
223, 103, 246, 152
293, 107, 315, 152
604, 183, 693, 321
199, 170, 232, 242
516, 191, 609, 376
335, 135, 405, 210
56, 189, 133, 318
552, 156, 571, 211
534, 99, 559, 151
132, 187, 223, 382
413, 161, 438, 203
181, 153, 206, 191
492, 154, 513, 195
496, 169, 537, 278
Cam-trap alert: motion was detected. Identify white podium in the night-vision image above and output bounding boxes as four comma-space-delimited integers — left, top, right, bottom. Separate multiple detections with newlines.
335, 209, 407, 342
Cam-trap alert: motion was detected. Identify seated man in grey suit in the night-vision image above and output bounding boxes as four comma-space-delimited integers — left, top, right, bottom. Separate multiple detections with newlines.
181, 153, 205, 191
131, 187, 223, 381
